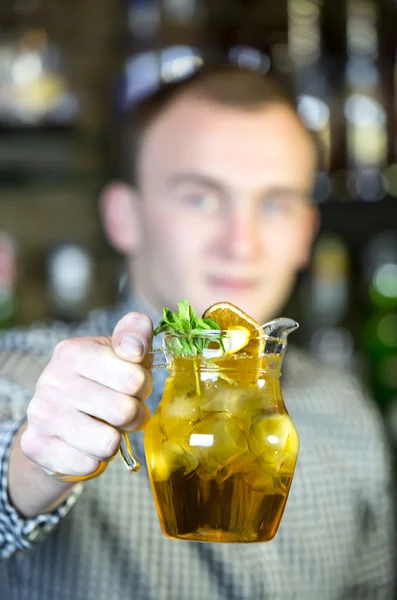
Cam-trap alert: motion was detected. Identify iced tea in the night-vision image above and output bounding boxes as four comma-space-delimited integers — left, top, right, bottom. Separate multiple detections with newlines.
145, 354, 299, 543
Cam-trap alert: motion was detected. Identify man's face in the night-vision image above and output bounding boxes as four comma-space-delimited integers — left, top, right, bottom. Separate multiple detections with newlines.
132, 94, 317, 323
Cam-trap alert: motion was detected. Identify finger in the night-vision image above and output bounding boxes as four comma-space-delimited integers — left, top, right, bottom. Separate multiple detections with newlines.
21, 429, 102, 478
69, 376, 152, 424
111, 312, 153, 367
57, 412, 123, 461
48, 338, 152, 397
70, 379, 151, 431
29, 384, 150, 442
27, 404, 121, 461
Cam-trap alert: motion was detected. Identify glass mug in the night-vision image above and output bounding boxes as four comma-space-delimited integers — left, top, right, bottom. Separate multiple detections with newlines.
56, 318, 299, 544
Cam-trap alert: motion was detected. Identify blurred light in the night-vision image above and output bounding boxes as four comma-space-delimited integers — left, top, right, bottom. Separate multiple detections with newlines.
124, 47, 203, 105
345, 94, 386, 126
128, 0, 160, 39
289, 26, 320, 64
229, 46, 270, 74
51, 92, 80, 123
364, 231, 397, 277
125, 52, 160, 105
161, 46, 202, 82
298, 95, 330, 131
288, 0, 320, 25
288, 0, 321, 66
48, 245, 93, 305
347, 21, 378, 58
348, 128, 387, 168
384, 164, 397, 197
348, 169, 387, 201
374, 264, 397, 299
345, 94, 387, 167
12, 52, 42, 85
346, 57, 379, 87
164, 0, 196, 24
347, 0, 378, 59
377, 314, 397, 348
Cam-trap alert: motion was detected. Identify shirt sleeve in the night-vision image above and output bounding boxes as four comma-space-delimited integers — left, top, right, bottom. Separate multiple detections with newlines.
0, 328, 86, 560
341, 381, 396, 599
0, 418, 83, 560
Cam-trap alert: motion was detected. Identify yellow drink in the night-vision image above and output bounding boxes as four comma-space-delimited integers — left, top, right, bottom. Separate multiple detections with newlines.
145, 355, 299, 543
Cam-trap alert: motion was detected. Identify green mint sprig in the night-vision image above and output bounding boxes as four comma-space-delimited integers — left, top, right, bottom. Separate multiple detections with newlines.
153, 299, 224, 356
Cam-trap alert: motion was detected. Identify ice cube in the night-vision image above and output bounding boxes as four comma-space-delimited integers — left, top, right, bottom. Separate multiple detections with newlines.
200, 382, 269, 420
226, 387, 269, 419
149, 440, 199, 482
199, 381, 229, 413
159, 394, 200, 441
190, 413, 248, 480
243, 460, 284, 494
248, 413, 293, 462
214, 450, 255, 484
196, 458, 219, 481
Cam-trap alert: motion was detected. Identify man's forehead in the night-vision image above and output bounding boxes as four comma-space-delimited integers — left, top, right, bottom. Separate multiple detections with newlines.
142, 94, 311, 154
150, 91, 305, 134
138, 96, 315, 188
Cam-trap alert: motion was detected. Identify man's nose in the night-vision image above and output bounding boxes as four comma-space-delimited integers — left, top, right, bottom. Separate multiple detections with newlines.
218, 207, 261, 261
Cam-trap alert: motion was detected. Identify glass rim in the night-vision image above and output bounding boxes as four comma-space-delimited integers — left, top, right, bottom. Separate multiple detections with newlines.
162, 329, 287, 345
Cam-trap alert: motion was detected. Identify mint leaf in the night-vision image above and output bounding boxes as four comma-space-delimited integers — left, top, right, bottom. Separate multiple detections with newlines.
163, 307, 174, 324
153, 307, 176, 335
177, 299, 192, 325
153, 300, 223, 356
202, 318, 221, 330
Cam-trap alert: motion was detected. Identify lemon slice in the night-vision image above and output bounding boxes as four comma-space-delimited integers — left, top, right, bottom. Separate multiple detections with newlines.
223, 326, 250, 354
202, 302, 264, 356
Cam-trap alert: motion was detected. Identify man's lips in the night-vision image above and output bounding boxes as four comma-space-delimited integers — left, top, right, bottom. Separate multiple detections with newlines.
207, 275, 261, 292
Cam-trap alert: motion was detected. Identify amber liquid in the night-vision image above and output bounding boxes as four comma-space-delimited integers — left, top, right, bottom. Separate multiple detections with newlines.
153, 470, 291, 543
145, 355, 298, 543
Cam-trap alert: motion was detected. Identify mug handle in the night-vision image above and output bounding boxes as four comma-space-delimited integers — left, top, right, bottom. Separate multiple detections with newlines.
118, 348, 168, 473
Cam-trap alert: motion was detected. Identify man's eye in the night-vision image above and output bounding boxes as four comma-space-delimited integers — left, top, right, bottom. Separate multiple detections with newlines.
261, 199, 290, 215
183, 193, 218, 212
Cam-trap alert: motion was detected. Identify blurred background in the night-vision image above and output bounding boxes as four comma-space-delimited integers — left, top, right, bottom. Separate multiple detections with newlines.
1, 0, 397, 449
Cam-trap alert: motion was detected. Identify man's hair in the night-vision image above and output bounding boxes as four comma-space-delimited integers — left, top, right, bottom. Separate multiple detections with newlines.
114, 63, 308, 187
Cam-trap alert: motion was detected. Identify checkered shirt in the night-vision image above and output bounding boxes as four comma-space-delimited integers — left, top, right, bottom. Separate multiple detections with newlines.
0, 298, 395, 600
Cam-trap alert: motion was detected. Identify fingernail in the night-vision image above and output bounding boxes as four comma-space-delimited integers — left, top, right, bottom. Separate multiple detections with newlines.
120, 335, 144, 358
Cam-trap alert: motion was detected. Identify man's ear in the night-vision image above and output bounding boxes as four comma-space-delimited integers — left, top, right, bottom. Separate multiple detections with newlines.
296, 204, 321, 270
99, 182, 142, 255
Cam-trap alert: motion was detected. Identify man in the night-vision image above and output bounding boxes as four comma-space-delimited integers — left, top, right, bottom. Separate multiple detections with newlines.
0, 64, 395, 599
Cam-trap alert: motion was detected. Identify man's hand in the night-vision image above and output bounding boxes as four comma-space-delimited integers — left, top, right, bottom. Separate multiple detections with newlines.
8, 312, 153, 516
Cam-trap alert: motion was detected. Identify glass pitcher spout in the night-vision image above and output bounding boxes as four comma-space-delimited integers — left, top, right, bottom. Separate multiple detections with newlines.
260, 318, 299, 341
